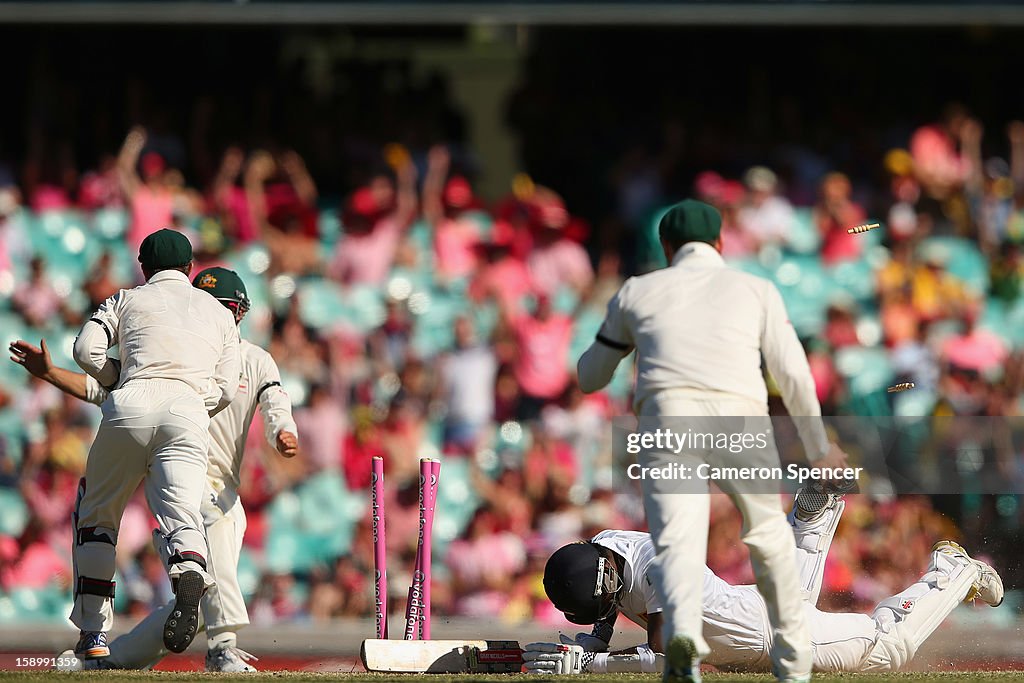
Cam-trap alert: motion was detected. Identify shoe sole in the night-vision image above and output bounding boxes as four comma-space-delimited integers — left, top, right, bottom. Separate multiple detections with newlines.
663, 636, 701, 683
164, 571, 204, 653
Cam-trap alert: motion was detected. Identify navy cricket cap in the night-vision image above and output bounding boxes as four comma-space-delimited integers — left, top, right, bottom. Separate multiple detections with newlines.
138, 229, 192, 271
659, 199, 722, 246
544, 542, 621, 625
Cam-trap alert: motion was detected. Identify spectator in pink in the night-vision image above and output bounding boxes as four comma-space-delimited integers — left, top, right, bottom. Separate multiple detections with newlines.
469, 220, 533, 312
526, 191, 594, 297
941, 302, 1008, 375
12, 257, 65, 328
718, 179, 755, 258
293, 383, 347, 474
423, 145, 485, 282
509, 294, 574, 420
328, 162, 417, 286
117, 126, 174, 254
910, 103, 975, 200
210, 146, 261, 244
815, 172, 867, 265
0, 185, 29, 278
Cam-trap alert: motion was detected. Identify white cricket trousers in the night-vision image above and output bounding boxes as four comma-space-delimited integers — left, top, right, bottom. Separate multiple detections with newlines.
637, 392, 811, 680
71, 379, 215, 632
103, 495, 249, 669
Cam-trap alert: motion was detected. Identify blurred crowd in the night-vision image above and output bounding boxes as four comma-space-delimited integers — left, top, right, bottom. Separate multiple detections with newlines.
1, 95, 1023, 630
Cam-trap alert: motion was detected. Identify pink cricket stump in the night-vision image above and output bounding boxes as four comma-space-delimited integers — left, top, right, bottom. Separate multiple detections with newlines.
372, 456, 388, 639
420, 459, 441, 639
404, 458, 439, 639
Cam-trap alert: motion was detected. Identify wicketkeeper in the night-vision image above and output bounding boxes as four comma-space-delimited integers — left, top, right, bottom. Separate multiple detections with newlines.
525, 487, 1003, 675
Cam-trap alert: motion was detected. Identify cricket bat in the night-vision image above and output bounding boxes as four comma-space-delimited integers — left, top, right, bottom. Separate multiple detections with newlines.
360, 639, 523, 673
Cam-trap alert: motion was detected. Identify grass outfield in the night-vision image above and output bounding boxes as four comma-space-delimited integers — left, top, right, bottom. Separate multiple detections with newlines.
0, 674, 1022, 682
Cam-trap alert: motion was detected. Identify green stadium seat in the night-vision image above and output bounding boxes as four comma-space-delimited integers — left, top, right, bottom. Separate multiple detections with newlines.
91, 208, 129, 241
788, 207, 821, 255
834, 346, 894, 398
266, 472, 362, 573
920, 237, 989, 293
431, 457, 480, 552
0, 487, 29, 536
318, 208, 342, 249
828, 259, 877, 302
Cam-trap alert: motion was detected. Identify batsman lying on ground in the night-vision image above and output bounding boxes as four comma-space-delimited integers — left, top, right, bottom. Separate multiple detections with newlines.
526, 486, 1004, 675
8, 267, 298, 673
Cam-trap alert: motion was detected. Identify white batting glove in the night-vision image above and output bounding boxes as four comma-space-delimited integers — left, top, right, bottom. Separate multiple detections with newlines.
523, 643, 592, 674
560, 632, 609, 653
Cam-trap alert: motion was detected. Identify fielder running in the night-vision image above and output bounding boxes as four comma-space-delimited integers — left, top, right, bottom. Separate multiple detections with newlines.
10, 267, 297, 672
525, 488, 1004, 675
67, 229, 240, 660
577, 199, 848, 683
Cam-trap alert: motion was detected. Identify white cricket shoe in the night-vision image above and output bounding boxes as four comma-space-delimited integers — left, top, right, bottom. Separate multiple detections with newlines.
933, 540, 1004, 607
205, 645, 259, 672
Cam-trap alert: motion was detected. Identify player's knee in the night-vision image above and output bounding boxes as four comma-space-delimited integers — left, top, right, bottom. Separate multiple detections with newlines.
861, 624, 915, 672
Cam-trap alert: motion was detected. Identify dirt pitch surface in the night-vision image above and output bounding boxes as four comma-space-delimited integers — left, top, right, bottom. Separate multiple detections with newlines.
1, 672, 1022, 682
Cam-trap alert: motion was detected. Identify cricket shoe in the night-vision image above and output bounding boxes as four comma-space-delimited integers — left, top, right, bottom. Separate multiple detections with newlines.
794, 477, 855, 522
933, 540, 1004, 607
163, 570, 205, 653
662, 635, 701, 683
73, 631, 109, 660
206, 646, 259, 672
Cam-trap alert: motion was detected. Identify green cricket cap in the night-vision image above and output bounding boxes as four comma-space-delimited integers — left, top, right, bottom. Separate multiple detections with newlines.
658, 199, 722, 246
138, 229, 192, 270
192, 266, 248, 303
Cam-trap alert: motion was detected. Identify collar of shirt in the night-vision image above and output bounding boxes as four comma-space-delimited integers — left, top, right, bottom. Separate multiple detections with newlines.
146, 269, 191, 285
671, 241, 725, 269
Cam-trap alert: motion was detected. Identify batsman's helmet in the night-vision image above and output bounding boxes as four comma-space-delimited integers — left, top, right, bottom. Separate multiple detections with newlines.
543, 541, 622, 624
192, 267, 251, 324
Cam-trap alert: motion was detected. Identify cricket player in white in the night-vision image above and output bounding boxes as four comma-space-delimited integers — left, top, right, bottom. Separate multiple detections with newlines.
525, 489, 1004, 674
67, 229, 240, 660
11, 266, 297, 672
577, 200, 848, 683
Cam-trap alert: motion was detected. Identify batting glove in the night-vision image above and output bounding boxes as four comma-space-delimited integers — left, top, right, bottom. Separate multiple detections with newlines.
523, 643, 593, 675
559, 632, 610, 653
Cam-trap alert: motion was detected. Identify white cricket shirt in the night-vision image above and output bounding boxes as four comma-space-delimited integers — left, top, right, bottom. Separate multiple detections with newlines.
74, 269, 240, 414
579, 242, 828, 460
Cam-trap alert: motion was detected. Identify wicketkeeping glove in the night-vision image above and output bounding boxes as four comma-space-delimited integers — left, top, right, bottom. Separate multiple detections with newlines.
560, 632, 610, 653
522, 642, 594, 674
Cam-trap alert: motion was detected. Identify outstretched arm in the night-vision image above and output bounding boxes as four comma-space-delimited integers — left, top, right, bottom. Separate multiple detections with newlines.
117, 126, 146, 200
281, 150, 318, 207
10, 339, 107, 405
422, 145, 450, 226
